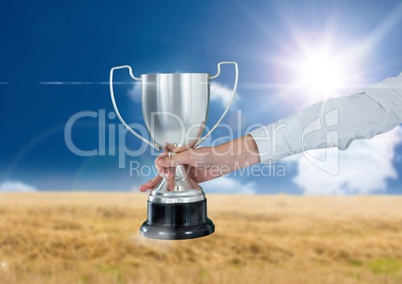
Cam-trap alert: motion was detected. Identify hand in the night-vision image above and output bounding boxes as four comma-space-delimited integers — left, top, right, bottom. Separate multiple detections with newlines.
139, 146, 220, 192
139, 135, 260, 192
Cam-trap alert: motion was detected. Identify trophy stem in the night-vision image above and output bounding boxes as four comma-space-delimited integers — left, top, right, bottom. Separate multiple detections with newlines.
148, 164, 205, 204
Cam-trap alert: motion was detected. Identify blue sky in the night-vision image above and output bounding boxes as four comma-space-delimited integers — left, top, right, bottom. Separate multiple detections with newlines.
1, 0, 402, 194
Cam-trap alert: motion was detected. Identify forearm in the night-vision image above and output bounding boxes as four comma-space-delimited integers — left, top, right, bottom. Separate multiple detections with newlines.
208, 134, 260, 175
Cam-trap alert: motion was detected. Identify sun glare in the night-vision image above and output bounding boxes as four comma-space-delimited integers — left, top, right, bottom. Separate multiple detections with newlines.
295, 51, 346, 95
275, 35, 364, 108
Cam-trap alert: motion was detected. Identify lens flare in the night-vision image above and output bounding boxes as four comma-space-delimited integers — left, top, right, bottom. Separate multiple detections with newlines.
277, 37, 364, 108
293, 49, 348, 97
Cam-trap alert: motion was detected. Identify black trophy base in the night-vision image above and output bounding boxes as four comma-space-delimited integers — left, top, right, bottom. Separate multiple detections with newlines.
140, 199, 215, 240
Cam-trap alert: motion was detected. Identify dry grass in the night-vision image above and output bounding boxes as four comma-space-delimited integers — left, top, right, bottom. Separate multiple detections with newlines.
1, 193, 402, 284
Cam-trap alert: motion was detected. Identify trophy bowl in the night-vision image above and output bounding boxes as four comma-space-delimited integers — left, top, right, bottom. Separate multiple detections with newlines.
110, 62, 238, 240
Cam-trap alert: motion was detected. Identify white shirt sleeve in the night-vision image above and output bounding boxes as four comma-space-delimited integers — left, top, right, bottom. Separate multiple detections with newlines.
249, 72, 402, 163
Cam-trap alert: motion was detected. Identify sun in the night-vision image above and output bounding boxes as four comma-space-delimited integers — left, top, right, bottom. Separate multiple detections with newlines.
294, 50, 346, 96
280, 38, 362, 106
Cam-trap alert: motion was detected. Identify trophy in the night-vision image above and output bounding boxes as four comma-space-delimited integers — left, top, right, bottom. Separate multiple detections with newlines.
109, 62, 238, 240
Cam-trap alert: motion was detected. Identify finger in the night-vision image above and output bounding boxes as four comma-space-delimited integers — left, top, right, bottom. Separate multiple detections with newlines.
165, 167, 176, 191
163, 144, 174, 152
166, 167, 175, 179
160, 167, 171, 178
155, 152, 170, 174
157, 165, 162, 174
139, 175, 162, 192
155, 152, 169, 167
156, 151, 169, 160
155, 153, 169, 167
166, 174, 175, 191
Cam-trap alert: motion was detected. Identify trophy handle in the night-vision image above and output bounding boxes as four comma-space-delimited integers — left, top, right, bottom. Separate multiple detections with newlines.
194, 61, 238, 148
109, 65, 162, 151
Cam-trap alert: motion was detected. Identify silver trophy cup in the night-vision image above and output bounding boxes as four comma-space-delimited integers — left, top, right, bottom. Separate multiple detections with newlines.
110, 62, 238, 240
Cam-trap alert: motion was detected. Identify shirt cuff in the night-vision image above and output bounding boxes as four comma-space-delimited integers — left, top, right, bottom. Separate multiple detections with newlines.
249, 126, 272, 164
249, 115, 304, 164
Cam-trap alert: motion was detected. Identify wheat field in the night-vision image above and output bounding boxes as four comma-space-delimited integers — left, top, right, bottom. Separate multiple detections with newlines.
1, 193, 402, 284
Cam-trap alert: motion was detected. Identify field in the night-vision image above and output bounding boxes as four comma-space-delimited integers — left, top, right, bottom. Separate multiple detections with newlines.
1, 193, 402, 284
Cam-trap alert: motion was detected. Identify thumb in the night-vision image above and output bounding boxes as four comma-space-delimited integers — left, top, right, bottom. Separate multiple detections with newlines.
139, 175, 162, 192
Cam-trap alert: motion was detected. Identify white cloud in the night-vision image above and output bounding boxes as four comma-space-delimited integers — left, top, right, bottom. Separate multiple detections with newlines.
210, 82, 239, 109
202, 176, 257, 194
0, 181, 37, 192
127, 82, 142, 103
284, 126, 402, 194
